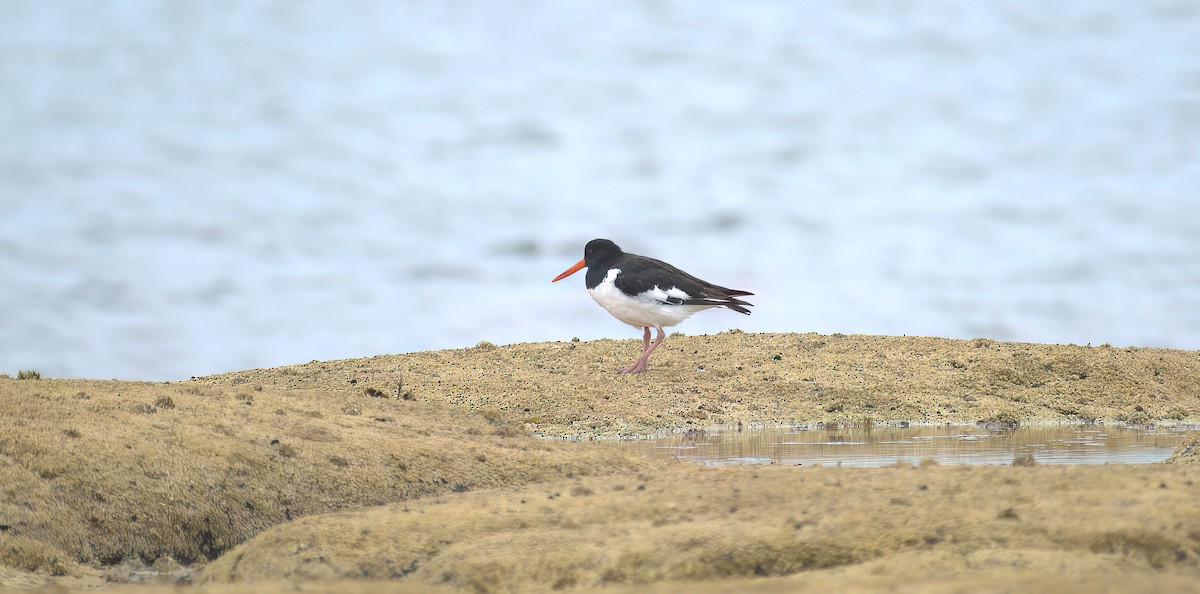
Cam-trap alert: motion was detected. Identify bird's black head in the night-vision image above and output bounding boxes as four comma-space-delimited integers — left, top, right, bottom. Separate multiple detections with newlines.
583, 238, 623, 268
552, 238, 627, 284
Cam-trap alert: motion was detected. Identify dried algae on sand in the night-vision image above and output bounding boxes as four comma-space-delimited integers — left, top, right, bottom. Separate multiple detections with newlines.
2, 332, 1200, 593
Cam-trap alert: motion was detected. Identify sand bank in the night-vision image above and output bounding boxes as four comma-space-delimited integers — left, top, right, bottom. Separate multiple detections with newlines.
205, 331, 1200, 436
1, 333, 1198, 592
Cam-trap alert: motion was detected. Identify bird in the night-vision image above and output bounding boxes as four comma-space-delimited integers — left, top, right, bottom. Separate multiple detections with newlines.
552, 238, 753, 374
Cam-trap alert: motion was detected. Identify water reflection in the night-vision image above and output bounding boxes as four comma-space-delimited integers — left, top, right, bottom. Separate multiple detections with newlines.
633, 424, 1195, 468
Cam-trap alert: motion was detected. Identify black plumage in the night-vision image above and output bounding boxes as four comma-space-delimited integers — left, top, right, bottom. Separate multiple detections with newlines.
580, 239, 754, 313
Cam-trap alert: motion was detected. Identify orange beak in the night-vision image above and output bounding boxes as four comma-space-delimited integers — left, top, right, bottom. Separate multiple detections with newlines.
552, 258, 587, 282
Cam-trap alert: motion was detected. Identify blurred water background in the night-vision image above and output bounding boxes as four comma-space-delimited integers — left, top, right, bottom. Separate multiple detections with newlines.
2, 1, 1198, 381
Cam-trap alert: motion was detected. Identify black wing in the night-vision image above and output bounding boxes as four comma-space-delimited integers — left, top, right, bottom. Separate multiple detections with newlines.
613, 254, 754, 314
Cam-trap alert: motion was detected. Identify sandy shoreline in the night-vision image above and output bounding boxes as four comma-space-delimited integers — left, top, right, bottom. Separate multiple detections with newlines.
202, 331, 1200, 436
2, 332, 1199, 592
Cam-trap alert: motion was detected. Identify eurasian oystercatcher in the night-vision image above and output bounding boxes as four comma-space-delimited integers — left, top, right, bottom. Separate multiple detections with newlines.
552, 238, 754, 374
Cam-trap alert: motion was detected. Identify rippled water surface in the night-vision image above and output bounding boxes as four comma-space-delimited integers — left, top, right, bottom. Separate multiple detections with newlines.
634, 424, 1195, 467
3, 2, 1199, 380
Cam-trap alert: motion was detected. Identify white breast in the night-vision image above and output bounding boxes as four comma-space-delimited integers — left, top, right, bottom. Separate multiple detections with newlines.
587, 268, 714, 329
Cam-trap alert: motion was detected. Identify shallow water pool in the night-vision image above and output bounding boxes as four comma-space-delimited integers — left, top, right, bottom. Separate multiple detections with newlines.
628, 424, 1196, 468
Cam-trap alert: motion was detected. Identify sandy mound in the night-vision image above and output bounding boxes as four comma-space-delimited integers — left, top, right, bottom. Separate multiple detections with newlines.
2, 333, 1198, 592
0, 376, 646, 578
200, 332, 1200, 436
1168, 433, 1200, 464
200, 462, 1200, 592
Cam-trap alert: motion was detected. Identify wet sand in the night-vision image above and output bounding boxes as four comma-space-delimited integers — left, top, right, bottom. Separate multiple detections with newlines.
2, 333, 1199, 592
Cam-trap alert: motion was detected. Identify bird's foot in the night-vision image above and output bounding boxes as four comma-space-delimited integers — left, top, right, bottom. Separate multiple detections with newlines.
618, 360, 647, 374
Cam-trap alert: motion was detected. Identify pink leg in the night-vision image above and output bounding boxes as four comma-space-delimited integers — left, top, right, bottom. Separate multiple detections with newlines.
619, 327, 651, 374
620, 326, 666, 374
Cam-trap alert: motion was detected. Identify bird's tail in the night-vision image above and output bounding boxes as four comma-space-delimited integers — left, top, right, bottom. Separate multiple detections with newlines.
721, 296, 753, 315
689, 290, 754, 315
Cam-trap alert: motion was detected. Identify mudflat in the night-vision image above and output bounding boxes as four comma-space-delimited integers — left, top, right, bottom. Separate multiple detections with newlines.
2, 332, 1198, 592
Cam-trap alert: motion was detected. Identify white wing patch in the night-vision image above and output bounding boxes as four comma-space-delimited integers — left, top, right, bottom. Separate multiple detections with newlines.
644, 285, 690, 304
664, 287, 691, 301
